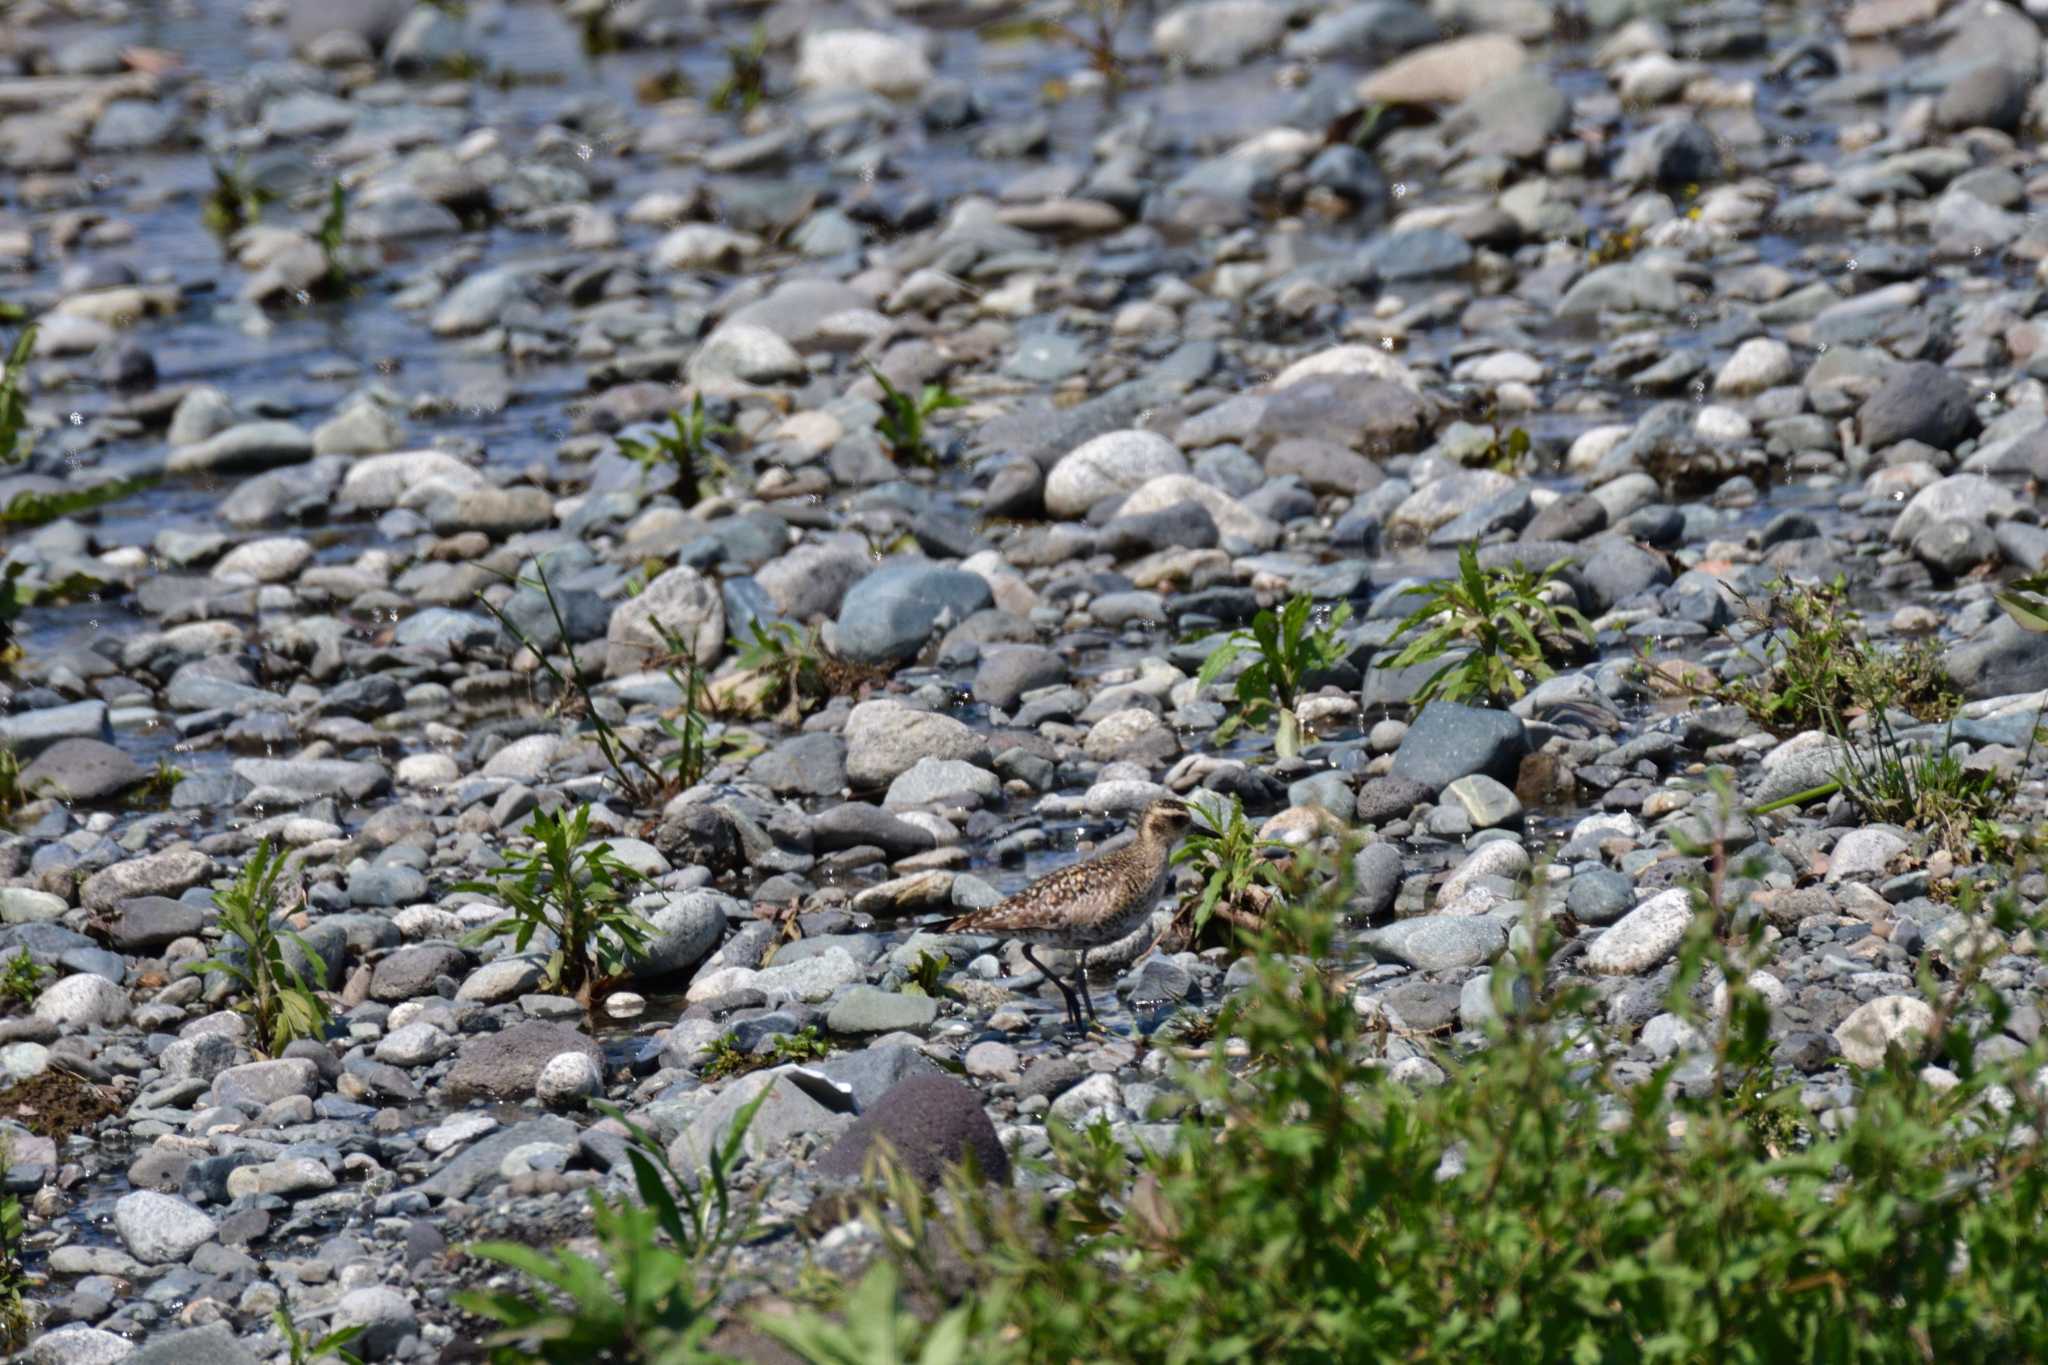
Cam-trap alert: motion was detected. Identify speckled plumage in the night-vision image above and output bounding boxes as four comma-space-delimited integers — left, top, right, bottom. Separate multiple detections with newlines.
947, 799, 1194, 1029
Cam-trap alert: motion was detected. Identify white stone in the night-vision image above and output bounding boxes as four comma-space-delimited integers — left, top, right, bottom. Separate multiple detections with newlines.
211, 536, 312, 584
113, 1190, 219, 1265
536, 1051, 603, 1105
795, 29, 932, 97
1713, 337, 1797, 394
1835, 994, 1936, 1068
375, 1021, 455, 1067
28, 1326, 134, 1365
1585, 888, 1694, 975
34, 973, 128, 1028
1044, 430, 1188, 517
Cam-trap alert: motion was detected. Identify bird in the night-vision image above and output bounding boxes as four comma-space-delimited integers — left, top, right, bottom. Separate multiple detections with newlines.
946, 797, 1196, 1032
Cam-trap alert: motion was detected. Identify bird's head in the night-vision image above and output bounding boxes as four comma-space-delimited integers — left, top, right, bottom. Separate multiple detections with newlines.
1141, 797, 1196, 843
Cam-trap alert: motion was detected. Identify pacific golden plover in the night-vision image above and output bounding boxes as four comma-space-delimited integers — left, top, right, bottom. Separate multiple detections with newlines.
947, 797, 1195, 1031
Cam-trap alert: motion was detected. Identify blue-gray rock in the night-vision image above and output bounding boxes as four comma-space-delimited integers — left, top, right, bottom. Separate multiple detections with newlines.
1946, 616, 2048, 699
369, 944, 469, 1003
972, 645, 1069, 709
419, 1115, 579, 1200
811, 803, 936, 856
0, 700, 107, 755
812, 1042, 945, 1110
1364, 228, 1472, 281
1556, 264, 1682, 318
1858, 362, 1976, 452
18, 738, 143, 802
1565, 868, 1634, 926
164, 421, 312, 475
1617, 118, 1721, 188
826, 985, 940, 1034
1359, 916, 1508, 971
835, 562, 994, 665
1936, 60, 2028, 132
127, 1321, 261, 1365
747, 733, 848, 797
347, 864, 426, 908
632, 890, 735, 979
1352, 841, 1403, 919
1390, 702, 1529, 792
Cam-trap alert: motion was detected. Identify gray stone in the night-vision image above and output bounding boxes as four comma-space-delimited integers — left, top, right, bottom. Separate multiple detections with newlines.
211, 1058, 319, 1108
973, 646, 1069, 709
370, 944, 469, 1002
1354, 774, 1439, 824
34, 973, 128, 1028
1835, 994, 1935, 1068
81, 848, 215, 912
28, 1326, 135, 1365
536, 1051, 603, 1105
671, 1067, 856, 1169
835, 562, 994, 665
420, 1115, 579, 1199
1616, 118, 1720, 188
1557, 264, 1682, 318
843, 700, 990, 788
18, 737, 143, 803
747, 733, 848, 797
1152, 0, 1287, 69
1045, 431, 1189, 518
605, 564, 723, 676
826, 985, 939, 1034
444, 1022, 604, 1102
885, 757, 1002, 809
233, 757, 389, 805
1358, 916, 1507, 971
114, 1190, 218, 1264
431, 268, 531, 335
1585, 889, 1694, 975
1443, 773, 1523, 829
1947, 616, 2048, 698
0, 700, 107, 755
1859, 362, 1976, 452
1390, 702, 1529, 791
127, 1322, 259, 1365
1352, 841, 1403, 919
632, 889, 736, 979
164, 421, 312, 475
1936, 61, 2029, 132
1565, 868, 1634, 926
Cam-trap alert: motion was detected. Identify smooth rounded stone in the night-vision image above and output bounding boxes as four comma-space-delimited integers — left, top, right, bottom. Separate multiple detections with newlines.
1352, 841, 1403, 919
161, 1031, 235, 1082
333, 1285, 417, 1361
340, 450, 485, 510
29, 1325, 135, 1365
1152, 0, 1286, 68
444, 1021, 603, 1102
233, 757, 389, 806
843, 699, 990, 788
211, 536, 311, 583
114, 1190, 218, 1265
885, 757, 1002, 810
1585, 889, 1693, 976
811, 803, 936, 857
1859, 362, 1976, 452
348, 863, 427, 908
396, 753, 460, 789
1555, 263, 1682, 318
211, 1057, 319, 1107
1888, 474, 2019, 546
1713, 337, 1797, 395
1615, 118, 1719, 189
375, 1020, 456, 1067
312, 399, 404, 456
1936, 59, 2029, 132
423, 1112, 499, 1155
106, 896, 204, 950
1385, 468, 1514, 543
1946, 617, 2048, 698
17, 737, 144, 802
748, 732, 848, 797
1835, 994, 1936, 1069
688, 322, 806, 387
1565, 868, 1634, 926
1640, 1013, 1707, 1062
1288, 770, 1356, 822
826, 984, 940, 1034
456, 956, 544, 1004
0, 699, 109, 755
432, 268, 531, 335
33, 972, 128, 1028
1827, 828, 1911, 884
224, 1156, 336, 1200
1389, 702, 1529, 792
1754, 730, 1851, 805
164, 420, 312, 474
536, 1051, 603, 1106
754, 543, 868, 620
1355, 775, 1437, 824
1083, 708, 1178, 765
0, 887, 66, 924
481, 734, 561, 783
1358, 916, 1507, 971
1442, 773, 1523, 830
632, 889, 736, 979
1118, 474, 1279, 549
795, 28, 933, 96
815, 1074, 1007, 1187
834, 562, 994, 666
1438, 840, 1529, 909
393, 608, 497, 653
1459, 969, 1533, 1032
964, 1040, 1020, 1080
167, 386, 235, 445
972, 645, 1069, 709
1357, 31, 1523, 103
1912, 518, 1997, 575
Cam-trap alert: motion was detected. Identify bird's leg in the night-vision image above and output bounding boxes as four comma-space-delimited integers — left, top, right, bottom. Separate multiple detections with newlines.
1022, 943, 1085, 1033
1073, 948, 1099, 1023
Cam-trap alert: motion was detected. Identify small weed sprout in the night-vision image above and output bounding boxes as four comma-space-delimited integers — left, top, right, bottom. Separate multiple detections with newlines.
0, 326, 35, 467
902, 950, 948, 997
701, 1026, 831, 1081
457, 1091, 769, 1362
316, 181, 353, 297
1194, 594, 1352, 758
867, 364, 963, 468
1384, 544, 1591, 705
0, 474, 156, 528
275, 1308, 366, 1365
615, 396, 735, 506
731, 618, 824, 725
204, 159, 272, 235
710, 27, 769, 114
0, 950, 46, 1010
197, 841, 332, 1056
458, 805, 654, 1008
0, 1192, 26, 1351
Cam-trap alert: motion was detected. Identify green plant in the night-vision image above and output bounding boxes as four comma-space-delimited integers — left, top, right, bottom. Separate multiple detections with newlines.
1169, 795, 1284, 945
457, 1090, 769, 1363
709, 27, 769, 114
1383, 543, 1591, 705
0, 1192, 27, 1350
866, 364, 963, 468
0, 950, 46, 1010
130, 757, 183, 808
317, 181, 352, 297
773, 820, 2048, 1362
901, 951, 947, 998
1468, 424, 1529, 474
0, 326, 33, 467
204, 158, 272, 235
729, 618, 824, 726
0, 474, 156, 527
1193, 593, 1352, 758
458, 805, 653, 1009
0, 750, 20, 816
1829, 711, 2021, 858
615, 396, 734, 507
1694, 577, 1958, 739
275, 1307, 366, 1365
701, 1025, 832, 1081
763, 1262, 973, 1365
196, 841, 331, 1056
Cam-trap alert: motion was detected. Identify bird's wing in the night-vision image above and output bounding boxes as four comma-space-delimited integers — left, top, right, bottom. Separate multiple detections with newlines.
946, 857, 1109, 934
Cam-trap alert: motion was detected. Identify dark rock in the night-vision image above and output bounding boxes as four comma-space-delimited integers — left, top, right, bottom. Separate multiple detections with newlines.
1858, 362, 1977, 453
835, 562, 995, 665
444, 1022, 605, 1102
811, 803, 936, 856
109, 897, 206, 952
368, 943, 469, 1002
18, 739, 144, 802
1389, 702, 1529, 791
1354, 775, 1437, 824
971, 646, 1070, 710
816, 1075, 1008, 1187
